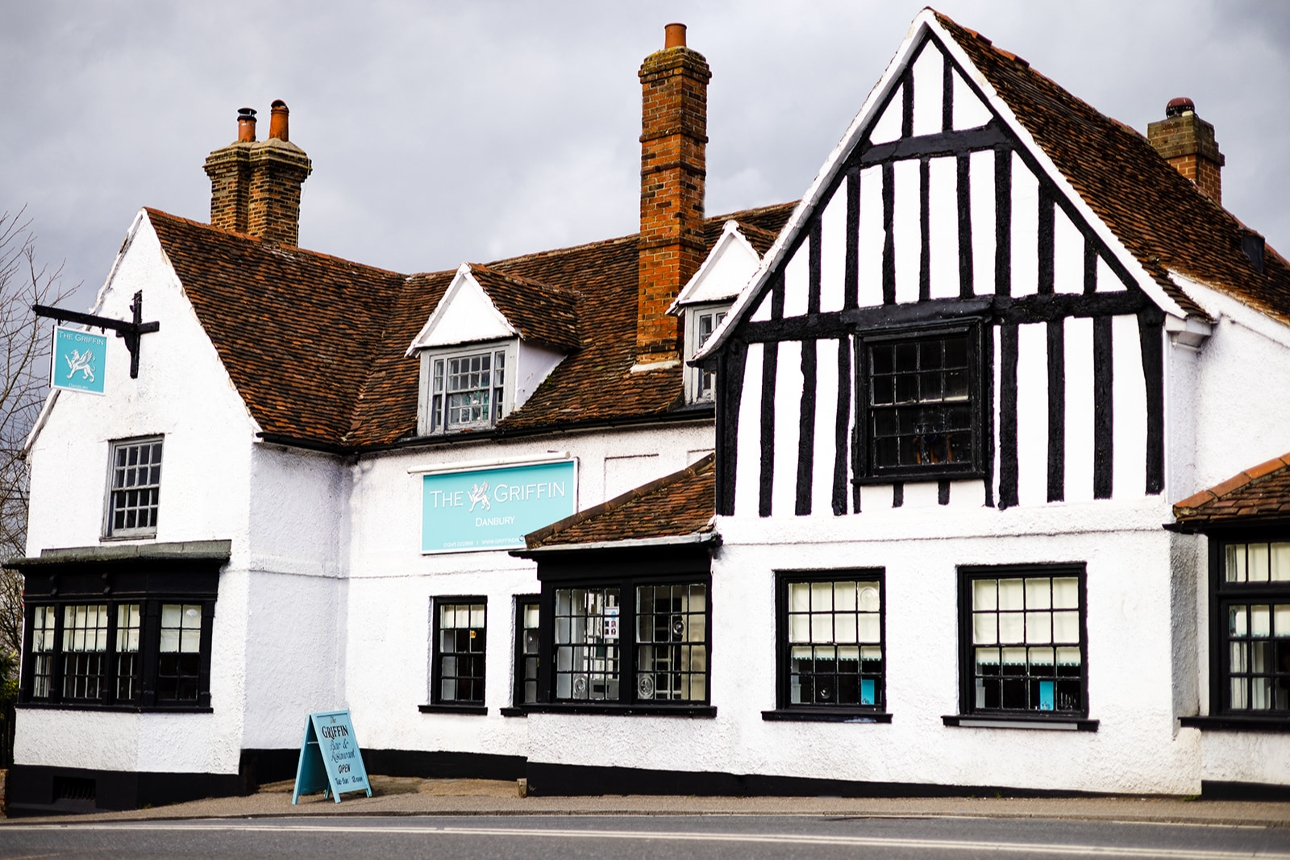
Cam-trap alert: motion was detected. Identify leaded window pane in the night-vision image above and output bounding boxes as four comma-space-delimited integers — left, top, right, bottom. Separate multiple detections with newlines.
868, 333, 974, 472
116, 603, 142, 702
553, 588, 620, 702
62, 604, 109, 701
519, 601, 540, 705
30, 606, 57, 699
1224, 600, 1290, 712
635, 583, 707, 702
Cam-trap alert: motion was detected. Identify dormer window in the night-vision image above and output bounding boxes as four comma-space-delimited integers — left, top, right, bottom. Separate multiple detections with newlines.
669, 220, 764, 405
685, 303, 729, 403
408, 263, 580, 437
420, 341, 516, 435
430, 347, 507, 432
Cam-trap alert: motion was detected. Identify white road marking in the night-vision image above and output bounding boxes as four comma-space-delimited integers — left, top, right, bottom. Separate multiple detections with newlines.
3, 822, 1287, 858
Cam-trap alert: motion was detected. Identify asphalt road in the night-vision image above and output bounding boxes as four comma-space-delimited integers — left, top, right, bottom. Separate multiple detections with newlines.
1, 814, 1289, 859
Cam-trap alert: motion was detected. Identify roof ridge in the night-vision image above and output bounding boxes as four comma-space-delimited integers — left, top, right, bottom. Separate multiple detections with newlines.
143, 207, 406, 277
467, 261, 582, 298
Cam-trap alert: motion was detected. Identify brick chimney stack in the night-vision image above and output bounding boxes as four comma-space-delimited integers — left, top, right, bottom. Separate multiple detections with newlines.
204, 100, 313, 246
635, 23, 710, 368
1148, 97, 1225, 204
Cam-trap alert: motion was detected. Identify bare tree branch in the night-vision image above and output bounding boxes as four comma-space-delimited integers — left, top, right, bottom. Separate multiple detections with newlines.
0, 207, 75, 666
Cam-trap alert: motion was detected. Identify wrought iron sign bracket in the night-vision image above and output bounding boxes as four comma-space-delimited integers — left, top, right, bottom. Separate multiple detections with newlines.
33, 290, 160, 379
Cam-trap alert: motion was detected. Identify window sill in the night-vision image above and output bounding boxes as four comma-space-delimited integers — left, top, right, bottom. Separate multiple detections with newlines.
521, 704, 716, 718
17, 701, 212, 714
942, 714, 1098, 732
762, 708, 891, 724
1180, 715, 1290, 733
99, 532, 158, 542
499, 707, 527, 718
418, 704, 488, 716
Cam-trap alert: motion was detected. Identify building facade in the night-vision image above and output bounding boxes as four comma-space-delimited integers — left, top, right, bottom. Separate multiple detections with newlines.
8, 11, 1290, 812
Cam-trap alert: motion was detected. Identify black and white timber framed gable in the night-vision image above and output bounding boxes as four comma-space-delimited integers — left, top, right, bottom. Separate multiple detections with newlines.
698, 10, 1197, 519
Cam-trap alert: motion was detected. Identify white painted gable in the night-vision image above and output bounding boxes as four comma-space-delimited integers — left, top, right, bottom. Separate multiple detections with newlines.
406, 263, 517, 354
669, 221, 762, 311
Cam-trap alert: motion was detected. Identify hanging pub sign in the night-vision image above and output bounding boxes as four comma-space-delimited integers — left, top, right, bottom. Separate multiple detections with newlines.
292, 709, 372, 804
51, 326, 108, 395
421, 459, 577, 553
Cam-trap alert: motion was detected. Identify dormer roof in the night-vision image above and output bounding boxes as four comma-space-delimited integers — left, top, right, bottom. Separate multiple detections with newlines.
669, 221, 763, 312
407, 262, 580, 355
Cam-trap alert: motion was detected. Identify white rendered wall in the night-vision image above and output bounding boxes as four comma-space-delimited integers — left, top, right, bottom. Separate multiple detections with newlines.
342, 422, 716, 761
544, 500, 1199, 795
18, 214, 258, 777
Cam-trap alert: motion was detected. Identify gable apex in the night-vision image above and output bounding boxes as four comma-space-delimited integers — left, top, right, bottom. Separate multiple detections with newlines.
405, 264, 516, 355
697, 10, 1200, 364
669, 221, 762, 312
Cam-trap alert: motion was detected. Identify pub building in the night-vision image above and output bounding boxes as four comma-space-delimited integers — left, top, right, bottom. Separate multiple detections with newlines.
8, 10, 1290, 813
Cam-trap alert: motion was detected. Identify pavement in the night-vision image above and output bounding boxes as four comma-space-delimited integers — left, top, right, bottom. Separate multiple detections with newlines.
2, 775, 1290, 827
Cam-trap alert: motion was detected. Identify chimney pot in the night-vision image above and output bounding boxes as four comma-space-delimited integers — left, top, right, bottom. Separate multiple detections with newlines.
664, 22, 686, 49
268, 100, 290, 141
237, 107, 257, 142
1166, 96, 1195, 117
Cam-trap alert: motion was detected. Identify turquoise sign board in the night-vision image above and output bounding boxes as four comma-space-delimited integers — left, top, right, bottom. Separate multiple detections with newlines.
421, 460, 577, 553
51, 326, 107, 395
292, 709, 372, 804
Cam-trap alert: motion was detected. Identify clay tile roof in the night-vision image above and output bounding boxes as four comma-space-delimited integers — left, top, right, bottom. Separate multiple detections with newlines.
147, 201, 795, 450
935, 11, 1290, 326
1173, 453, 1290, 528
466, 263, 581, 351
146, 209, 405, 445
525, 454, 716, 548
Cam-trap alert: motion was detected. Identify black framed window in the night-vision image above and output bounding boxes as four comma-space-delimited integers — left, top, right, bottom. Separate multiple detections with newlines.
634, 583, 708, 701
428, 349, 507, 433
61, 604, 110, 701
512, 596, 540, 707
115, 604, 142, 702
959, 566, 1087, 717
157, 604, 203, 702
431, 598, 487, 708
1212, 540, 1290, 715
551, 582, 708, 705
857, 325, 983, 481
105, 437, 163, 537
20, 598, 214, 711
769, 572, 885, 720
524, 568, 712, 714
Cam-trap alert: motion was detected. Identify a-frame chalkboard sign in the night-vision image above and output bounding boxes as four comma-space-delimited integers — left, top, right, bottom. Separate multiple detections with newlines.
292, 709, 373, 804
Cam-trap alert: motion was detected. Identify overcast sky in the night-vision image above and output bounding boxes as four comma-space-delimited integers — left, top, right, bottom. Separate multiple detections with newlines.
3, 1, 1287, 313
